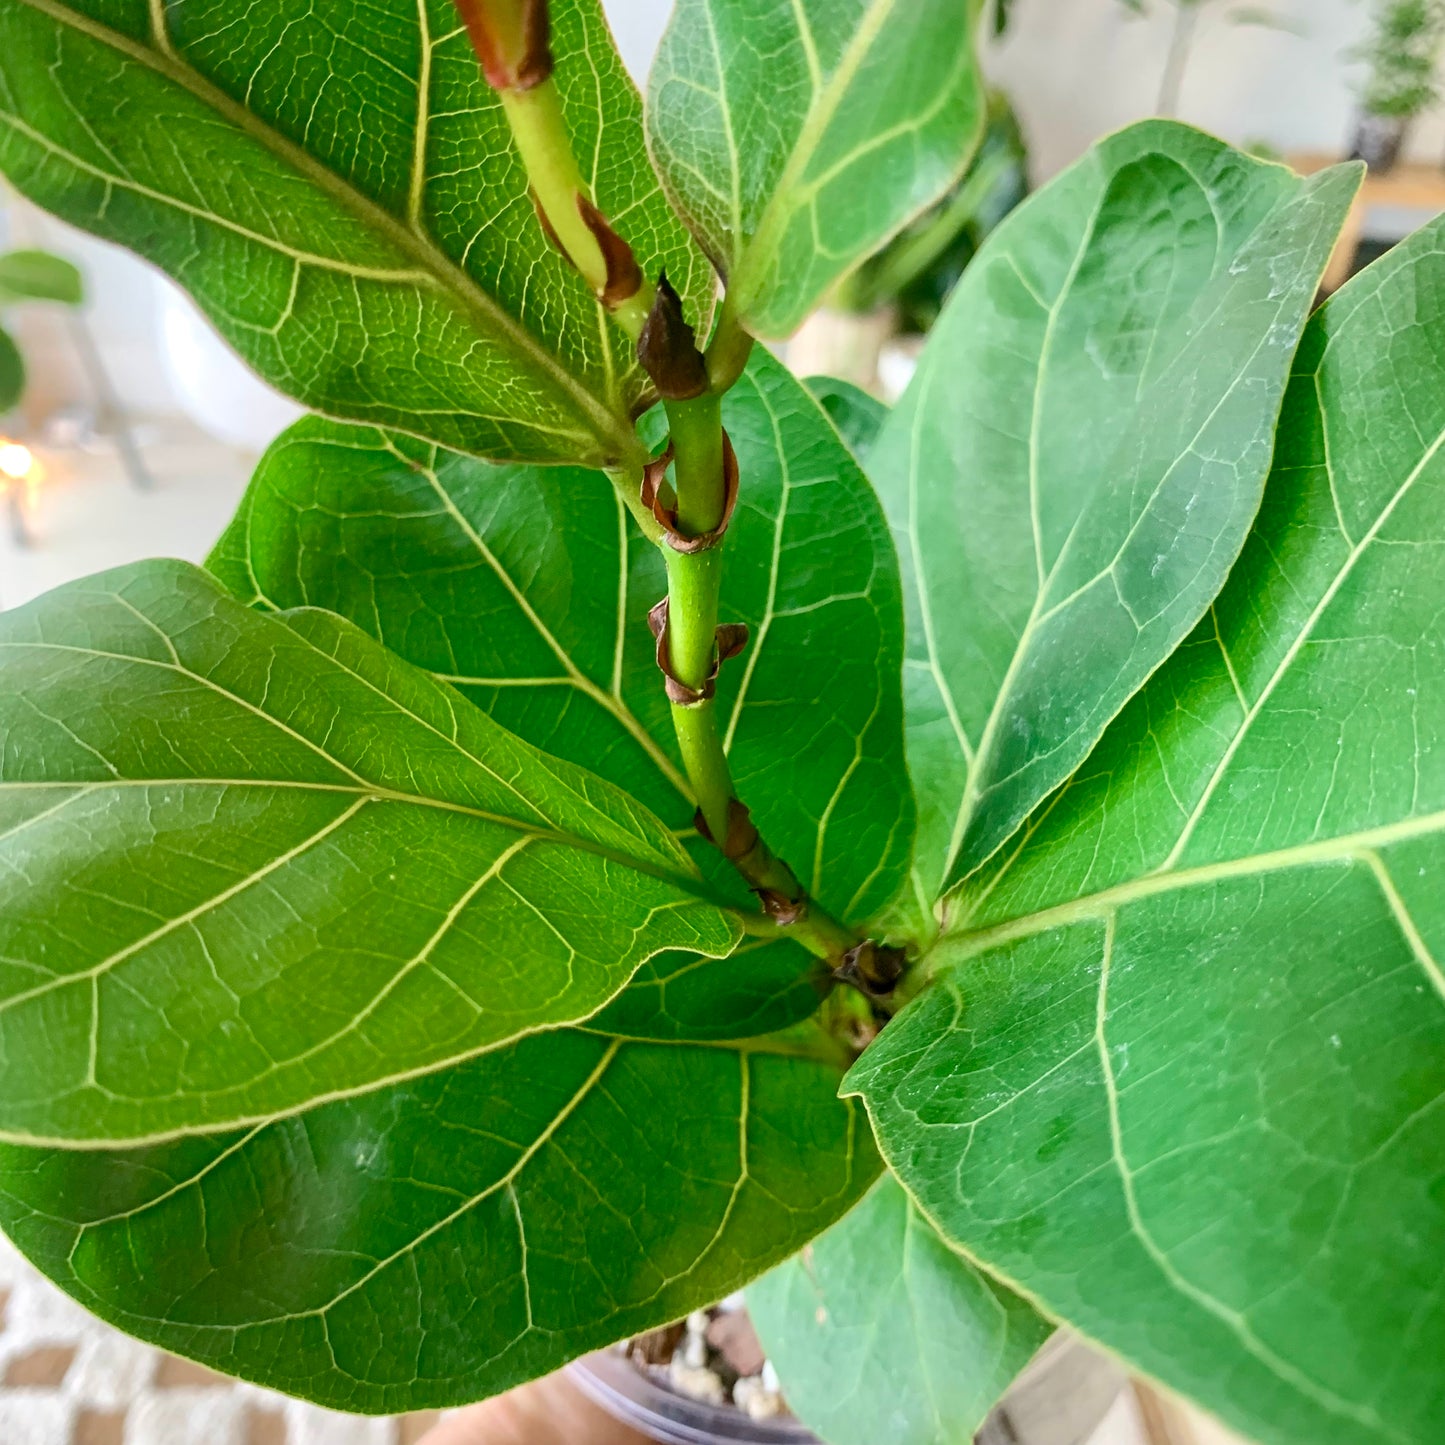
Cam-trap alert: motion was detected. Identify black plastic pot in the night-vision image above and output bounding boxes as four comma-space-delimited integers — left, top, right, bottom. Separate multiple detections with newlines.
1351, 111, 1409, 173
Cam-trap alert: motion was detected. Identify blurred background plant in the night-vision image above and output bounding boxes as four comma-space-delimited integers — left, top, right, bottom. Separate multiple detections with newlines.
796, 0, 1315, 396
794, 91, 1029, 395
0, 249, 82, 548
1350, 0, 1445, 168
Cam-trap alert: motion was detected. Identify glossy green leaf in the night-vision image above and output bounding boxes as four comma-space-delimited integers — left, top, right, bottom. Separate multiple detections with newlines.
749, 1174, 1049, 1445
0, 0, 710, 466
0, 322, 22, 410
0, 247, 82, 305
804, 376, 886, 461
0, 1020, 878, 1410
210, 349, 914, 927
646, 0, 985, 338
0, 560, 745, 1144
871, 122, 1360, 898
849, 219, 1445, 1445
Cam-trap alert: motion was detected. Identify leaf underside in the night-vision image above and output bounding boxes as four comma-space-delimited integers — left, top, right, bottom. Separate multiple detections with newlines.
0, 0, 711, 465
0, 562, 743, 1143
0, 323, 22, 409
0, 1025, 878, 1411
647, 0, 985, 337
851, 214, 1445, 1445
871, 120, 1360, 899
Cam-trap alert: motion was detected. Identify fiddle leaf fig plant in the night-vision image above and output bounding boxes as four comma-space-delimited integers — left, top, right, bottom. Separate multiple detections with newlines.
0, 3, 1439, 1445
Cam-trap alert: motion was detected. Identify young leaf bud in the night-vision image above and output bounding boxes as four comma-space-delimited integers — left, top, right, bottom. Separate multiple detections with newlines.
638, 272, 709, 401
453, 0, 552, 92
836, 941, 907, 998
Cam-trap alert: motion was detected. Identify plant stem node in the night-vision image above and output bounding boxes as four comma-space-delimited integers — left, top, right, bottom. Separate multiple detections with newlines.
834, 941, 908, 999
576, 195, 644, 307
647, 597, 749, 706
455, 0, 553, 91
639, 272, 710, 399
641, 433, 739, 550
694, 799, 808, 925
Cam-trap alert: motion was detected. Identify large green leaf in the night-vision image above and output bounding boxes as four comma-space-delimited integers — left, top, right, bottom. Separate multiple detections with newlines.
646, 0, 984, 338
871, 123, 1359, 898
849, 218, 1445, 1445
0, 561, 745, 1144
0, 1018, 879, 1410
749, 1174, 1049, 1445
210, 350, 914, 927
0, 0, 711, 467
0, 247, 82, 305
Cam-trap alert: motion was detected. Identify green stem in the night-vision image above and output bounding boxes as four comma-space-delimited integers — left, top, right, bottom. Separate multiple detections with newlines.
791, 906, 861, 965
665, 393, 725, 535
476, 6, 857, 966
662, 397, 858, 966
661, 394, 728, 842
498, 81, 653, 338
670, 686, 730, 842
704, 292, 755, 393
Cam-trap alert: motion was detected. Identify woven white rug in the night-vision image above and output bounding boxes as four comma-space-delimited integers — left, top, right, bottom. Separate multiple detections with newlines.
0, 1234, 438, 1445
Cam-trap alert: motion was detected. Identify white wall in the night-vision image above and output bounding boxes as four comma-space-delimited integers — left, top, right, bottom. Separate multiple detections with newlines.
987, 0, 1434, 179
605, 0, 672, 80
608, 0, 1445, 181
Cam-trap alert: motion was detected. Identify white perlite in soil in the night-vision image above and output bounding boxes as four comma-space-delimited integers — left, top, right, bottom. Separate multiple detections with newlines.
625, 1296, 789, 1423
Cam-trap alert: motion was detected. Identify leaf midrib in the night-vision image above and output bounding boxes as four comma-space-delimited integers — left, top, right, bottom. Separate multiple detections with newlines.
0, 1019, 827, 1151
732, 0, 903, 308
1, 613, 697, 875
390, 438, 694, 803
14, 0, 642, 463
0, 776, 715, 897
943, 803, 1445, 964
943, 166, 1340, 887
940, 176, 1109, 881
